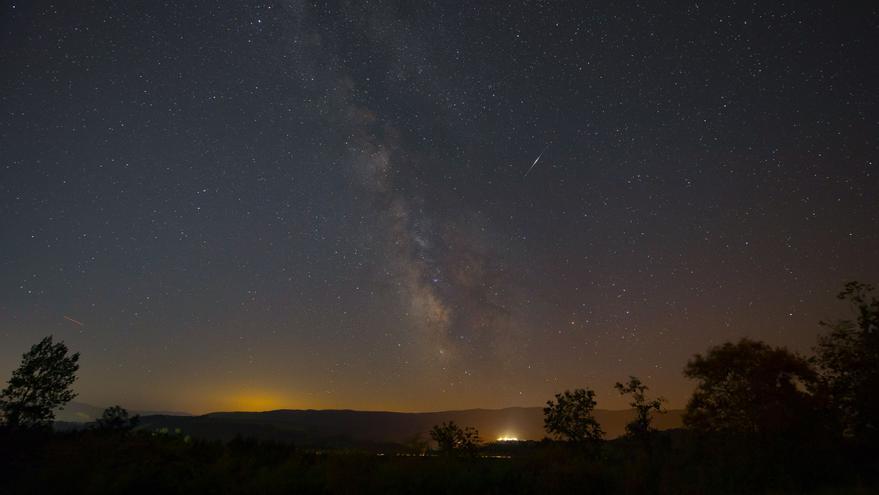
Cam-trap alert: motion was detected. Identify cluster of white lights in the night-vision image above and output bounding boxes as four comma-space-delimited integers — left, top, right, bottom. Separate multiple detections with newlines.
496, 436, 519, 442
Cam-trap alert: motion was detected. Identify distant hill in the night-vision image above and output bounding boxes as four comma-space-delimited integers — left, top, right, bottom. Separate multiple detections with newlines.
136, 407, 683, 446
54, 401, 191, 423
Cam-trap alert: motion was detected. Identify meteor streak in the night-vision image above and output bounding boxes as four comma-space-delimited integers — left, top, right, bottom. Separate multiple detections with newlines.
524, 145, 549, 177
63, 315, 84, 326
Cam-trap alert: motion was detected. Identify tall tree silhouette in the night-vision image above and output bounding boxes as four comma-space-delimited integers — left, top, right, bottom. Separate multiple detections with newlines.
815, 281, 879, 440
0, 336, 80, 429
683, 338, 819, 434
614, 376, 665, 441
543, 388, 604, 443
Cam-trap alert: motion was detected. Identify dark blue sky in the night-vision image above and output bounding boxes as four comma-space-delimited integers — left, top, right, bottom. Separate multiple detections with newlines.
1, 1, 877, 413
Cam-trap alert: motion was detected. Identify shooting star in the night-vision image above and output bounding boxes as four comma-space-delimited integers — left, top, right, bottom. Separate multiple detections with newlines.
63, 315, 84, 326
524, 145, 549, 177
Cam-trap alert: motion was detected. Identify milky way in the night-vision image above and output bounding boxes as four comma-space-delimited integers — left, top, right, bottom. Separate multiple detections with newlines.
1, 1, 877, 413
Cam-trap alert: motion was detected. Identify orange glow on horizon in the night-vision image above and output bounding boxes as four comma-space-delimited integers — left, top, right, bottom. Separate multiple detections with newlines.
220, 391, 290, 412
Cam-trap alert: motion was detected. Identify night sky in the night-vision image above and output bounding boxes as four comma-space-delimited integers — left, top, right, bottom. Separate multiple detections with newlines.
1, 1, 877, 414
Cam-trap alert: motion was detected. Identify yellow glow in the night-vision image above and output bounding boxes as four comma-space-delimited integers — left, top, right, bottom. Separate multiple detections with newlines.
225, 392, 286, 412
497, 435, 519, 442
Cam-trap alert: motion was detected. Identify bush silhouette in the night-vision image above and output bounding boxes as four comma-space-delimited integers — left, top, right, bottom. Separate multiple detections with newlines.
429, 421, 480, 455
95, 405, 140, 432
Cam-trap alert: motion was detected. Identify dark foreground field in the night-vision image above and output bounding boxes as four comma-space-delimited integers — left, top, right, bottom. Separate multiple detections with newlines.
3, 429, 877, 495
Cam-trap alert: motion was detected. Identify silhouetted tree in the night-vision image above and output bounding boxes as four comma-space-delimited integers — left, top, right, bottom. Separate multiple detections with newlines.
543, 388, 604, 443
95, 405, 139, 432
814, 281, 879, 440
614, 376, 665, 441
429, 421, 480, 455
683, 338, 819, 435
0, 336, 79, 429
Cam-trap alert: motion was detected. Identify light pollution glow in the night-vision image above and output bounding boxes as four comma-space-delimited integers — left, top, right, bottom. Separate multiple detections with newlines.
209, 390, 298, 413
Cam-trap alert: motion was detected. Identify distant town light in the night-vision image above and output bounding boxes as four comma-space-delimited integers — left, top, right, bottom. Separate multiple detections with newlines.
496, 435, 519, 442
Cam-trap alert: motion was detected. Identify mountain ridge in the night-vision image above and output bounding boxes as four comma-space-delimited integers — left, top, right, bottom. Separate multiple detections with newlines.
55, 401, 192, 423
57, 402, 684, 445
138, 406, 684, 445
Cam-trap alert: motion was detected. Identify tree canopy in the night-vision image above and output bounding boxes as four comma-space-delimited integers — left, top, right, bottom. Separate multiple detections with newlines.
814, 281, 879, 440
683, 338, 819, 435
429, 421, 480, 455
615, 376, 665, 440
0, 336, 80, 429
543, 388, 604, 443
95, 405, 140, 432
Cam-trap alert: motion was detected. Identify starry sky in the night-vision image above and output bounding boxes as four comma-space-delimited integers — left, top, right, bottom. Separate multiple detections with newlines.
1, 1, 877, 414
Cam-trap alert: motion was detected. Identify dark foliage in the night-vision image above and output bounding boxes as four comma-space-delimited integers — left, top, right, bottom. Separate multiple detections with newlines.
614, 376, 665, 441
1, 428, 876, 495
429, 421, 480, 455
543, 388, 604, 443
0, 336, 79, 429
814, 281, 879, 442
683, 338, 822, 435
95, 405, 140, 432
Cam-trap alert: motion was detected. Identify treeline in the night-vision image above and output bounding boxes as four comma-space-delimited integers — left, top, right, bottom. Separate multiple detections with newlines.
1, 282, 877, 494
432, 282, 878, 453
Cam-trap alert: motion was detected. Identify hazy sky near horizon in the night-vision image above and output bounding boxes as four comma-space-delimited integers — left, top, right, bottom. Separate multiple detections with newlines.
1, 1, 877, 414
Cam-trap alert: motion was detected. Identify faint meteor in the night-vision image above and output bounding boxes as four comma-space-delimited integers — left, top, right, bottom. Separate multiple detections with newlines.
524, 145, 549, 177
63, 315, 84, 326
